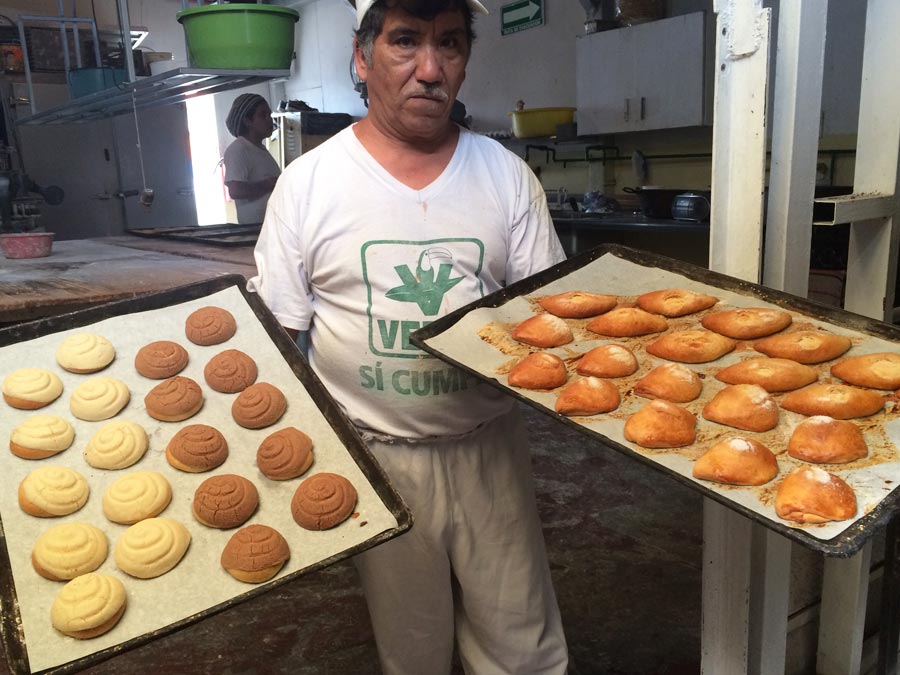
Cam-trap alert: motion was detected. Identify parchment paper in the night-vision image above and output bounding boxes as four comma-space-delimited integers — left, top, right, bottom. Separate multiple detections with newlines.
0, 286, 398, 673
423, 253, 900, 543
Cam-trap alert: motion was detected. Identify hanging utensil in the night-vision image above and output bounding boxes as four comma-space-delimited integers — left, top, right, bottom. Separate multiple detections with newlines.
131, 89, 154, 209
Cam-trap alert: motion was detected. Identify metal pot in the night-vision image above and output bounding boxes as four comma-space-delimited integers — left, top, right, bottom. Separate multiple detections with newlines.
622, 186, 682, 218
672, 192, 711, 222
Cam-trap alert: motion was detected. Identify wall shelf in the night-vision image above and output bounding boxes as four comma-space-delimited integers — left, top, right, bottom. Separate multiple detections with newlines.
15, 67, 290, 126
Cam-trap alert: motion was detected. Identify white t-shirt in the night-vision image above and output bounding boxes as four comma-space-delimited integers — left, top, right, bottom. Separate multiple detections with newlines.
249, 125, 565, 439
223, 136, 281, 224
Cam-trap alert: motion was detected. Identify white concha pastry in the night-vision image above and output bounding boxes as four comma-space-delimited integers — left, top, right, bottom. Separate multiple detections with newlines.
18, 465, 89, 517
70, 377, 130, 421
32, 522, 108, 580
51, 572, 127, 639
84, 421, 149, 469
114, 517, 191, 579
55, 333, 116, 373
10, 415, 75, 459
102, 470, 172, 524
2, 368, 63, 410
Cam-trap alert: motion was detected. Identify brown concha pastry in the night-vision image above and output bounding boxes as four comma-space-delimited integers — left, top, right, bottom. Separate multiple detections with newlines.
2, 368, 64, 410
291, 473, 358, 530
831, 352, 900, 390
555, 377, 620, 416
702, 384, 779, 432
144, 376, 204, 422
623, 400, 697, 449
185, 306, 237, 346
633, 363, 702, 403
635, 288, 719, 317
134, 341, 189, 379
204, 349, 259, 393
507, 352, 568, 390
538, 291, 617, 318
646, 329, 735, 364
780, 383, 884, 419
51, 573, 126, 639
700, 307, 793, 339
586, 307, 668, 338
788, 416, 868, 464
715, 357, 818, 393
692, 437, 779, 486
575, 344, 638, 378
192, 474, 259, 529
775, 466, 857, 524
257, 427, 314, 480
511, 313, 573, 348
232, 382, 288, 429
166, 424, 229, 472
221, 524, 290, 583
753, 330, 851, 364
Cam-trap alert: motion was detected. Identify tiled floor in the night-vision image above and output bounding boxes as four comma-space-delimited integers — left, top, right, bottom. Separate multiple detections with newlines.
3, 404, 704, 675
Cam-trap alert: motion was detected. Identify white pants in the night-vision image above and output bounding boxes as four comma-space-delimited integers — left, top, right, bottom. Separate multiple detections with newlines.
353, 409, 568, 675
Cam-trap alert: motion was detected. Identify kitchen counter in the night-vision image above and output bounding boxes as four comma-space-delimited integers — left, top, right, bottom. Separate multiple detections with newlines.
0, 237, 257, 324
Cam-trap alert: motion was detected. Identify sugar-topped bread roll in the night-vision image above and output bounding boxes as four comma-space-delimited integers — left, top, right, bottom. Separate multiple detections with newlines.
192, 474, 259, 529
647, 329, 735, 364
780, 383, 884, 419
538, 291, 617, 318
56, 333, 116, 373
19, 465, 89, 517
700, 307, 792, 339
102, 470, 172, 524
2, 368, 63, 410
775, 466, 857, 524
291, 473, 358, 530
166, 424, 228, 472
624, 400, 697, 448
70, 377, 130, 421
753, 330, 851, 364
507, 352, 568, 390
221, 524, 291, 583
555, 377, 620, 416
636, 288, 718, 317
84, 420, 148, 469
257, 427, 314, 480
32, 522, 108, 581
204, 349, 258, 393
788, 416, 868, 464
232, 382, 288, 429
144, 376, 204, 422
185, 306, 237, 346
693, 438, 778, 486
511, 313, 573, 348
115, 517, 191, 579
575, 344, 638, 378
10, 415, 75, 459
702, 384, 779, 432
134, 340, 189, 379
586, 307, 668, 337
633, 363, 702, 403
51, 573, 126, 639
831, 352, 900, 390
715, 357, 818, 392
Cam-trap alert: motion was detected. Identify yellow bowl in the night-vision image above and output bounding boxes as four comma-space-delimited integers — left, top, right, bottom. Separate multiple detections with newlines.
509, 107, 576, 139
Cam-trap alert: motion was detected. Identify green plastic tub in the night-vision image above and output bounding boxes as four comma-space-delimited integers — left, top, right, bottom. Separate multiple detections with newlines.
176, 3, 299, 70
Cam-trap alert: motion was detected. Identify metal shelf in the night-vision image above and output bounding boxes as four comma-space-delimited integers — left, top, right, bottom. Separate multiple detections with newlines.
15, 67, 290, 125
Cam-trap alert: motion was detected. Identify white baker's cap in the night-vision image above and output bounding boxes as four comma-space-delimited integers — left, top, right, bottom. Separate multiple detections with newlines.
356, 0, 489, 28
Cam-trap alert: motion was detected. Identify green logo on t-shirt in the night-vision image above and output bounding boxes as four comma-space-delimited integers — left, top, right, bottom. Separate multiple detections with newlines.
386, 247, 464, 315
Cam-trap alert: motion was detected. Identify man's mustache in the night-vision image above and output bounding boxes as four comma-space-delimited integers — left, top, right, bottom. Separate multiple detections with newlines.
407, 84, 449, 102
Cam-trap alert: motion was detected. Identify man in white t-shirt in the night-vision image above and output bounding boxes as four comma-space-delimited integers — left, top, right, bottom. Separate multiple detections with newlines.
249, 0, 569, 672
223, 93, 281, 224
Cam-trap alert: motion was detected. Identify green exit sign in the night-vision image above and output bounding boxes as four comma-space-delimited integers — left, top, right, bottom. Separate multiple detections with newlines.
501, 0, 543, 35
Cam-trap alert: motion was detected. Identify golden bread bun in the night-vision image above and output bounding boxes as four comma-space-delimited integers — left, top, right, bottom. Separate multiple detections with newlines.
538, 291, 617, 318
511, 313, 573, 348
221, 524, 290, 583
291, 473, 358, 530
586, 307, 668, 337
507, 352, 568, 390
692, 437, 778, 486
231, 382, 288, 429
134, 340, 189, 379
257, 427, 314, 480
70, 377, 130, 421
55, 333, 115, 374
10, 415, 75, 459
2, 368, 63, 410
185, 306, 237, 346
19, 465, 89, 517
575, 344, 638, 378
788, 416, 868, 464
635, 288, 719, 317
700, 307, 792, 339
702, 384, 779, 432
51, 573, 126, 639
646, 329, 735, 364
633, 363, 702, 403
775, 466, 857, 524
83, 420, 148, 469
831, 352, 900, 390
102, 470, 172, 525
144, 375, 204, 422
624, 400, 697, 448
714, 357, 818, 392
555, 377, 621, 416
780, 383, 884, 419
753, 330, 851, 364
115, 517, 191, 579
32, 522, 108, 581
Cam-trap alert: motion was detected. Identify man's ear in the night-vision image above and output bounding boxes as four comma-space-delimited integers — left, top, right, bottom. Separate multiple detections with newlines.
353, 36, 369, 81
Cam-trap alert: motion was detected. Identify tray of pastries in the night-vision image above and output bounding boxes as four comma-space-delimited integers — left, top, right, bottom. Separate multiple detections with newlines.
0, 275, 411, 675
412, 245, 900, 558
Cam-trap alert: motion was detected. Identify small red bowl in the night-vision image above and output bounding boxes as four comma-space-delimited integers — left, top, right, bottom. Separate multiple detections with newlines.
0, 232, 54, 259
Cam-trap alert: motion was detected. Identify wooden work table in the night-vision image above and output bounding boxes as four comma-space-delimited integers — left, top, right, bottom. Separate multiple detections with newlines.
0, 236, 257, 324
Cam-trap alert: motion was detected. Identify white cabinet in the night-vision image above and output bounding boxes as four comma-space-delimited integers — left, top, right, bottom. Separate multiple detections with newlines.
576, 12, 710, 135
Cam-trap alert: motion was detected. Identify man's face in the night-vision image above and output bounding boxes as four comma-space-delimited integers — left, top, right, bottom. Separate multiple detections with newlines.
356, 6, 470, 142
247, 102, 274, 139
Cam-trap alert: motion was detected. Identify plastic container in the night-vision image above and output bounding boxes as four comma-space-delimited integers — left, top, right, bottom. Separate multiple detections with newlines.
0, 232, 54, 259
509, 107, 576, 139
177, 4, 299, 70
68, 68, 126, 98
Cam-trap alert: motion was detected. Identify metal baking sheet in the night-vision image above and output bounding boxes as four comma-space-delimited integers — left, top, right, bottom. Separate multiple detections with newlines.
0, 275, 411, 675
412, 245, 900, 559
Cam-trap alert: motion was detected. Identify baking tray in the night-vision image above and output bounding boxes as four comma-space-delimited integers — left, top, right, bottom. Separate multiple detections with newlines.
127, 225, 261, 247
411, 244, 900, 559
0, 275, 411, 675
